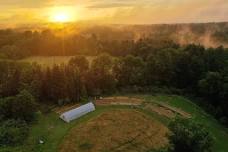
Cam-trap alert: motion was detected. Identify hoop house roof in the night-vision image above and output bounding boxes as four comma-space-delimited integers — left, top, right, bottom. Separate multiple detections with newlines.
60, 102, 95, 123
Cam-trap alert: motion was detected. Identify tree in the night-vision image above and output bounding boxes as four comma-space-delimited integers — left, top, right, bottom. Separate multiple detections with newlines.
50, 64, 67, 102
114, 55, 145, 87
198, 72, 223, 104
19, 63, 42, 100
69, 55, 89, 73
89, 54, 116, 94
41, 67, 52, 101
65, 65, 87, 102
0, 119, 29, 146
174, 44, 206, 90
146, 48, 177, 86
0, 90, 37, 122
168, 118, 213, 152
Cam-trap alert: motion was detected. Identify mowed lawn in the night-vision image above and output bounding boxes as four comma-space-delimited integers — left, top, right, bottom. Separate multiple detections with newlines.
1, 95, 228, 152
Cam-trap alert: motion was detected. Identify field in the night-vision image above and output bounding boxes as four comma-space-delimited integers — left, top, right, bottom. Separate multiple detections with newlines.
19, 56, 95, 67
1, 95, 228, 152
59, 109, 168, 152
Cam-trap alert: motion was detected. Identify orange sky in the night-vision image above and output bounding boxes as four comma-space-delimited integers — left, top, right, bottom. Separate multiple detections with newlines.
0, 0, 228, 25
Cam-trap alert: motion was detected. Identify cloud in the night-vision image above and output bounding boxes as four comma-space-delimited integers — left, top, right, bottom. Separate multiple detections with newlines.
86, 0, 153, 9
0, 0, 228, 24
0, 0, 52, 8
87, 3, 130, 9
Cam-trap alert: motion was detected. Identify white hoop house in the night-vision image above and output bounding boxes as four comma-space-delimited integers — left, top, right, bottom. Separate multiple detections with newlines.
60, 102, 95, 123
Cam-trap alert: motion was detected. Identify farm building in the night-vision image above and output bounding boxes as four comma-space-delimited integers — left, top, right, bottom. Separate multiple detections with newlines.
60, 102, 95, 123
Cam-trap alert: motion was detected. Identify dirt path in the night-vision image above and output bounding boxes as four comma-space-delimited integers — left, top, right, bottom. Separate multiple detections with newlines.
95, 96, 143, 106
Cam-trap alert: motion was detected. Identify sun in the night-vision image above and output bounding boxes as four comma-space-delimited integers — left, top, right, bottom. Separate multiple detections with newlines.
53, 12, 70, 23
49, 7, 76, 23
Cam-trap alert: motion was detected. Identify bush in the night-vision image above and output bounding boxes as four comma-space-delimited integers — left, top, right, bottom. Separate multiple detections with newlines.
0, 119, 29, 146
168, 118, 213, 152
0, 90, 37, 123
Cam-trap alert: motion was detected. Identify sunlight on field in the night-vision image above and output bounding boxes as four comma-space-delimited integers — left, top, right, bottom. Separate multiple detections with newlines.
20, 56, 94, 67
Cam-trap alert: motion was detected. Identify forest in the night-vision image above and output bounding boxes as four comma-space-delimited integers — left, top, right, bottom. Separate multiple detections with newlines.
0, 22, 228, 59
0, 23, 228, 151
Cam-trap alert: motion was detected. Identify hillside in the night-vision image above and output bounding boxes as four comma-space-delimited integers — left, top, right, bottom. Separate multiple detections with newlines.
1, 95, 227, 152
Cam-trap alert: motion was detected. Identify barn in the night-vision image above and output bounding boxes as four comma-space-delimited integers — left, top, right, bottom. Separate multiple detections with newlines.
60, 102, 96, 123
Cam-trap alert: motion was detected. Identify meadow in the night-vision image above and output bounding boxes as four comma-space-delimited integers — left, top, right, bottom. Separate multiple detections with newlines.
19, 56, 95, 67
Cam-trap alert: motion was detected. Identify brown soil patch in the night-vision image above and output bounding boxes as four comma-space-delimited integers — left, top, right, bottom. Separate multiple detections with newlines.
95, 96, 143, 106
59, 110, 169, 152
145, 104, 176, 118
158, 103, 191, 118
144, 103, 191, 119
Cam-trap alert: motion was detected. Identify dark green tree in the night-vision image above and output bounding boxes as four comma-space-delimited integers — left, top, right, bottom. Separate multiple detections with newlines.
198, 72, 223, 104
168, 118, 213, 152
114, 55, 145, 87
89, 54, 116, 94
0, 90, 37, 122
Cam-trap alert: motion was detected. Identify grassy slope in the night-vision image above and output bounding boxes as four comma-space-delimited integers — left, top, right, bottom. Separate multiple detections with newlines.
142, 95, 228, 152
1, 95, 228, 152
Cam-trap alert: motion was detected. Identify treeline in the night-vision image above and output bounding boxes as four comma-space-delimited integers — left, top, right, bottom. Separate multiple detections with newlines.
1, 22, 228, 59
0, 44, 228, 125
0, 29, 179, 59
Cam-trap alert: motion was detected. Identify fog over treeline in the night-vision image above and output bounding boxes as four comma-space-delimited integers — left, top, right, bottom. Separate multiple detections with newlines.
0, 22, 228, 59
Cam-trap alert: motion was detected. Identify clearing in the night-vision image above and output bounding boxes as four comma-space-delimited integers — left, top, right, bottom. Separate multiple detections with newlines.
1, 95, 228, 152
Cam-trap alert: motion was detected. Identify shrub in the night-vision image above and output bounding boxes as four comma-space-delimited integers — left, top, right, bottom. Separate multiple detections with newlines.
0, 119, 29, 146
168, 118, 213, 152
0, 90, 37, 123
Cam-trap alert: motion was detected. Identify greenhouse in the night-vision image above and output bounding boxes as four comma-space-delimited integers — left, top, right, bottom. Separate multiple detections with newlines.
60, 102, 96, 123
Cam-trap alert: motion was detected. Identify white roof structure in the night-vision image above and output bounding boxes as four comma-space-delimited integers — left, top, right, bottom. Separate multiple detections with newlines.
60, 102, 95, 123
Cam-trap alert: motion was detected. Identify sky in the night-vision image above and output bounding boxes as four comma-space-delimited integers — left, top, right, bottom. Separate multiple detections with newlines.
0, 0, 228, 25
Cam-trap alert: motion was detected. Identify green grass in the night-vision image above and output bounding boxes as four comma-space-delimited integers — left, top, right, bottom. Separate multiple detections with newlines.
1, 95, 228, 152
142, 94, 228, 152
0, 106, 134, 152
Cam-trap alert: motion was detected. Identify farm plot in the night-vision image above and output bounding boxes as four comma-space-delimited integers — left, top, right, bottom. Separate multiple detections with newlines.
59, 109, 169, 152
143, 102, 191, 119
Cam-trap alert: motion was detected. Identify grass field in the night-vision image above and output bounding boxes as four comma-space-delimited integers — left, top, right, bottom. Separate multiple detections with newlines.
1, 95, 228, 152
19, 56, 95, 67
